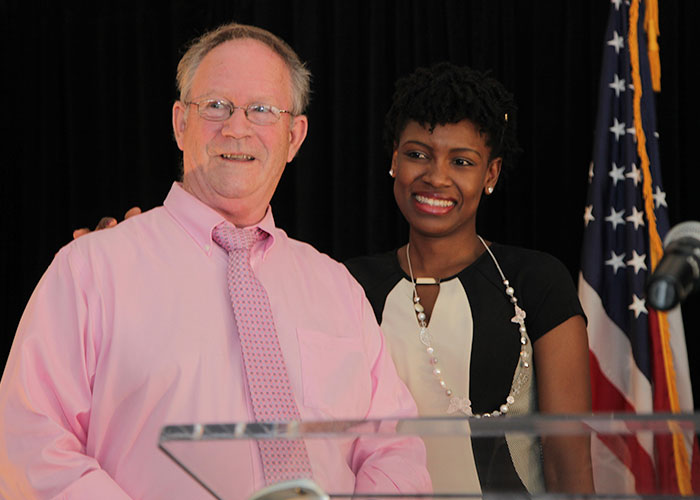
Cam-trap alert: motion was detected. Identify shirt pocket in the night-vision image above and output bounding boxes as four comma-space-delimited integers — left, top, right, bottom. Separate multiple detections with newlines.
296, 327, 371, 419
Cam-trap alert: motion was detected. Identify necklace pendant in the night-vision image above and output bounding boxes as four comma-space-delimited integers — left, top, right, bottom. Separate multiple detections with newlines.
447, 396, 473, 416
419, 327, 432, 346
511, 304, 526, 325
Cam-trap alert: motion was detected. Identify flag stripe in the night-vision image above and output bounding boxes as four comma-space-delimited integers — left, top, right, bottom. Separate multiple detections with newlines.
591, 438, 637, 492
596, 433, 656, 492
589, 351, 634, 412
579, 276, 652, 414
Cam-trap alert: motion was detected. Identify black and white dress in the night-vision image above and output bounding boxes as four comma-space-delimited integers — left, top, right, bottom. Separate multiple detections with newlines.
345, 242, 585, 494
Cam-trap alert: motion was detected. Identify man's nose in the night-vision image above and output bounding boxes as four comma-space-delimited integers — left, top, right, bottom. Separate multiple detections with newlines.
220, 107, 252, 137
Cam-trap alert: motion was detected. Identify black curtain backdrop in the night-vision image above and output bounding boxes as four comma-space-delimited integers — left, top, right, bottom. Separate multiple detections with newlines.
1, 1, 699, 406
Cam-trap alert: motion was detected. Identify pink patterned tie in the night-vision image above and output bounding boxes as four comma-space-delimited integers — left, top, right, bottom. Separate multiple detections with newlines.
212, 223, 313, 484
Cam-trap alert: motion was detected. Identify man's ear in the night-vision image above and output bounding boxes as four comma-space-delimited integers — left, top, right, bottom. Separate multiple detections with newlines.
286, 115, 309, 162
172, 101, 187, 152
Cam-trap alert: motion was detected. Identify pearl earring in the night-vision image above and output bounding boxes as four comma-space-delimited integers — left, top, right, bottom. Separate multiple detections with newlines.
389, 168, 395, 177
486, 186, 494, 194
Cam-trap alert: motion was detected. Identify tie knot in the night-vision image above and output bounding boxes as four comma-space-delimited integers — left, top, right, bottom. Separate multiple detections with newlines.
212, 223, 266, 254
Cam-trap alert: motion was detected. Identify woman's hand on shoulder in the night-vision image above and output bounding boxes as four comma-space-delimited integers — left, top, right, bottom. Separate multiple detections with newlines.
72, 207, 142, 239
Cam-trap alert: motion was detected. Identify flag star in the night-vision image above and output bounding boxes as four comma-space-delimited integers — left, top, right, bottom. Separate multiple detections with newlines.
609, 74, 626, 97
626, 206, 645, 229
588, 161, 594, 182
628, 294, 648, 319
608, 30, 624, 54
653, 186, 667, 208
609, 162, 626, 186
611, 0, 622, 9
609, 118, 626, 141
625, 163, 641, 186
583, 205, 595, 227
605, 207, 626, 230
626, 126, 637, 142
654, 131, 660, 138
605, 251, 627, 274
626, 250, 648, 274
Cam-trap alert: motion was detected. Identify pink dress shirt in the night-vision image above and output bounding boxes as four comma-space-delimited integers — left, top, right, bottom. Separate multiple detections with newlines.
0, 183, 430, 499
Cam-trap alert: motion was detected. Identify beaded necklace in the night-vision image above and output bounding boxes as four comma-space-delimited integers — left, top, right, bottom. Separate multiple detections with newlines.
406, 236, 531, 417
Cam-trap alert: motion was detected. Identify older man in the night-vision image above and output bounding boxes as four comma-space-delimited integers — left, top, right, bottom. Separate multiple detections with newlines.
0, 23, 429, 499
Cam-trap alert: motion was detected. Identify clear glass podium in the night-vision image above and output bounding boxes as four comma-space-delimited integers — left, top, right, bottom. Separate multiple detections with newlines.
159, 413, 700, 499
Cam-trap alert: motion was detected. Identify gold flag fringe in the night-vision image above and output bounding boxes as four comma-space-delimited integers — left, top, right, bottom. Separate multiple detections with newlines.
630, 0, 691, 493
644, 0, 661, 91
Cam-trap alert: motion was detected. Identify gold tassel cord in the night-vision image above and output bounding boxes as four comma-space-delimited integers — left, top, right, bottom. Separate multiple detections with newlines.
644, 0, 661, 91
629, 0, 691, 493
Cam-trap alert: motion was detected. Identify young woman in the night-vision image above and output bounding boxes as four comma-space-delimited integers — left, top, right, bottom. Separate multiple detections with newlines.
345, 62, 593, 494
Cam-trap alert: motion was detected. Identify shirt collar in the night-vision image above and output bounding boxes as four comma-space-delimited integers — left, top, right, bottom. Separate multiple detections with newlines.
163, 182, 277, 257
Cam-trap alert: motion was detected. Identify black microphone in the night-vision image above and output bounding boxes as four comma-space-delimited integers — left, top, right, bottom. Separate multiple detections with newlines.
646, 221, 700, 311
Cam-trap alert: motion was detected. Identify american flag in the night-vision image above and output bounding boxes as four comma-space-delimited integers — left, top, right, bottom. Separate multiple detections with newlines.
578, 0, 697, 494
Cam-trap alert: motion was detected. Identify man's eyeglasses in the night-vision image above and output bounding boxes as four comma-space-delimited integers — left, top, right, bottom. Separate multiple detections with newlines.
184, 98, 292, 126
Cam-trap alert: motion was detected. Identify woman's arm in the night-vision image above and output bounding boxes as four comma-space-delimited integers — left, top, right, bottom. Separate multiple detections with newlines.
534, 314, 595, 493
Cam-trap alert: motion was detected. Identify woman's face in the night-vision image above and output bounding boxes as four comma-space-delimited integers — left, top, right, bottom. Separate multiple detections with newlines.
391, 119, 501, 240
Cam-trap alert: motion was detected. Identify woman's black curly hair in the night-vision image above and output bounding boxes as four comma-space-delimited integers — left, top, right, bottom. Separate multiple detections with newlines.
384, 62, 522, 172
